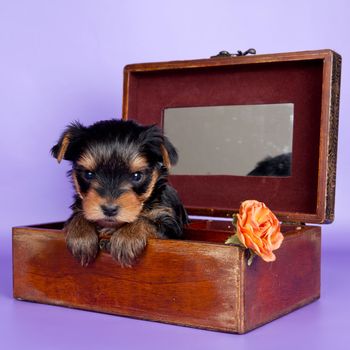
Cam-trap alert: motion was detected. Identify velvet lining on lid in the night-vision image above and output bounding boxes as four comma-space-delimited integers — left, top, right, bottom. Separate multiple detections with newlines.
124, 59, 324, 219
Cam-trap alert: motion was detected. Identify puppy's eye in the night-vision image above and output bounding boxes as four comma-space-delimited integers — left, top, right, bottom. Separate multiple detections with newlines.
131, 172, 143, 183
83, 171, 95, 181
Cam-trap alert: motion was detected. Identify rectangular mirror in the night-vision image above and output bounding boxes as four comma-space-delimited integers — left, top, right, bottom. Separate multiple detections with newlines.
163, 103, 293, 176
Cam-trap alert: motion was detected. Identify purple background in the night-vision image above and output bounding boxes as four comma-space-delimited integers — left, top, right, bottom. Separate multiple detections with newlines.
1, 1, 349, 349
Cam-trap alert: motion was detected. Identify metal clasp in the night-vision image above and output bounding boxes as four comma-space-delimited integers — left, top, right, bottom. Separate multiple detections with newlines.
211, 48, 256, 58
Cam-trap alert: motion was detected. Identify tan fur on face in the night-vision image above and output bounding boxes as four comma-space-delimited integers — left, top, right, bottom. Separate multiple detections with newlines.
130, 155, 148, 173
77, 152, 96, 170
114, 170, 159, 223
72, 171, 83, 199
82, 189, 144, 224
139, 170, 158, 201
115, 192, 143, 223
82, 189, 106, 221
79, 169, 159, 225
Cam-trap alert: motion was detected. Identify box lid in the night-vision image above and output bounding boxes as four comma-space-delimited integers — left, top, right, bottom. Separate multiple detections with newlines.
122, 50, 341, 224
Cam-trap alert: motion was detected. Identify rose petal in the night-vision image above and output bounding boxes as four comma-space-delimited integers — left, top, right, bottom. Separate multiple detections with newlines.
236, 200, 283, 263
259, 250, 276, 262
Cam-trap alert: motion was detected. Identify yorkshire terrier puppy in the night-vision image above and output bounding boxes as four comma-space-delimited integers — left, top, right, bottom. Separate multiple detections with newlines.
51, 119, 188, 267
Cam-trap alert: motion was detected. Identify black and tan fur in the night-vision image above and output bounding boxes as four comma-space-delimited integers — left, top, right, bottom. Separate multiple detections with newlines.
51, 119, 188, 267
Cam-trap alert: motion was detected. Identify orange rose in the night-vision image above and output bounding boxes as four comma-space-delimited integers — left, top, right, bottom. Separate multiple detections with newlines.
236, 200, 284, 262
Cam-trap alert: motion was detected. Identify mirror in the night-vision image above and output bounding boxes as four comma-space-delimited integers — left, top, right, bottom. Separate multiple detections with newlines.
163, 103, 293, 176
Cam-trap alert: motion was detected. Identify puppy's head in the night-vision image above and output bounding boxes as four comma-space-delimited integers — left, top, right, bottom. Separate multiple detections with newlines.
51, 119, 177, 227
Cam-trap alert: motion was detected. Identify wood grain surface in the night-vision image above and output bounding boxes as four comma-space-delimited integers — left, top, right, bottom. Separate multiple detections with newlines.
13, 222, 321, 333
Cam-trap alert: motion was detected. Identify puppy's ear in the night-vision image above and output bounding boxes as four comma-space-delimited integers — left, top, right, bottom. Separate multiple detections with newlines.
51, 121, 87, 163
160, 137, 178, 169
141, 125, 178, 170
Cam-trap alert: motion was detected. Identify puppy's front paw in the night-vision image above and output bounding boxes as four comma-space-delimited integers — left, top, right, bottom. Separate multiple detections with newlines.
109, 219, 156, 267
65, 214, 99, 266
109, 228, 147, 267
66, 233, 99, 266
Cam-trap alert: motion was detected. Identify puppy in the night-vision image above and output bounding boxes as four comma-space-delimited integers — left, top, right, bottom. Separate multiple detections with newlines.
51, 119, 188, 267
247, 153, 292, 176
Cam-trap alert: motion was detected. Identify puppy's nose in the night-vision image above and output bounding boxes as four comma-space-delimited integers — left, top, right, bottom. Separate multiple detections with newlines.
101, 204, 119, 217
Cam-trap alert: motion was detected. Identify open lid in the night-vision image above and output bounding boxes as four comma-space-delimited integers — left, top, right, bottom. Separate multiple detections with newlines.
122, 50, 341, 224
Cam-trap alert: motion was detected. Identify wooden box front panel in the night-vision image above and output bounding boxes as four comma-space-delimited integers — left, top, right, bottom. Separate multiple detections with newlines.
13, 226, 243, 333
12, 223, 321, 334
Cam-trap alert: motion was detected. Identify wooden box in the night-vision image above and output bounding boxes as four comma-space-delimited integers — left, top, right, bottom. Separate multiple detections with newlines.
13, 49, 341, 333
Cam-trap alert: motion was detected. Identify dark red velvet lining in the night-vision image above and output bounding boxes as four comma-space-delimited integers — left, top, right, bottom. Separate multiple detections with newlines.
126, 60, 323, 216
